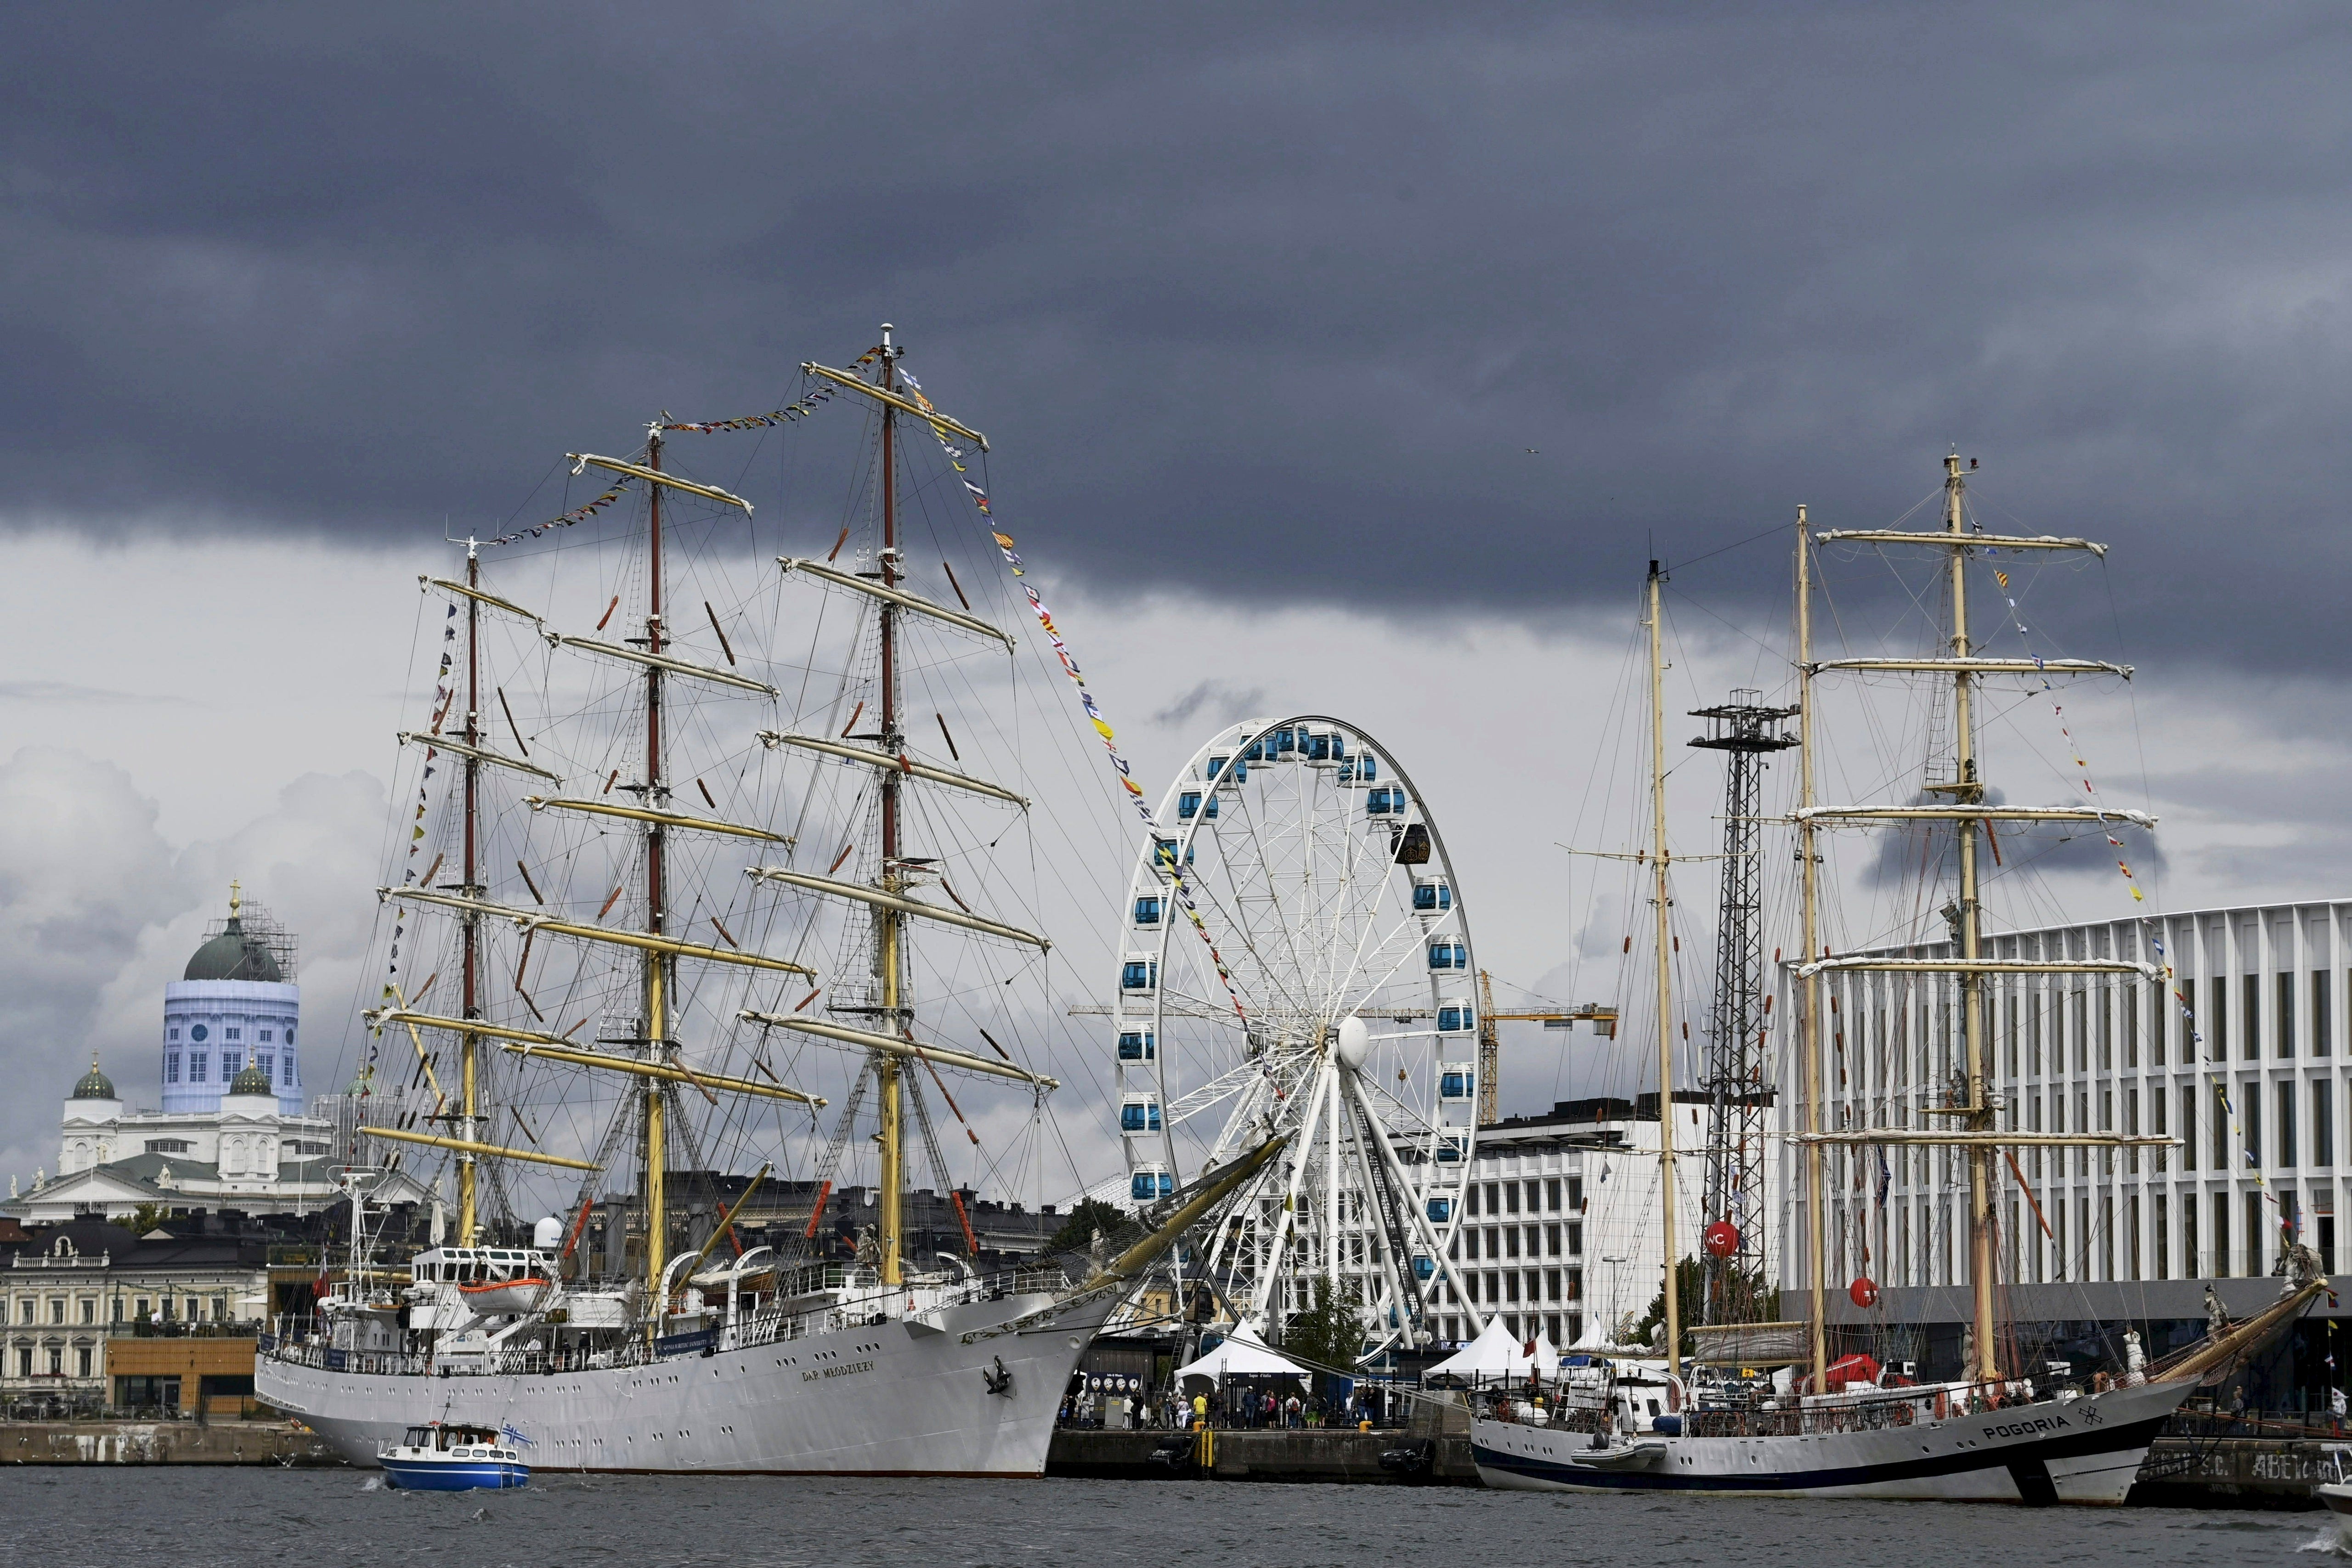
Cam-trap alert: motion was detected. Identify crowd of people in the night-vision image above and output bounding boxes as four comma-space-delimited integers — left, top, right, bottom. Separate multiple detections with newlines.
1057, 1380, 1396, 1431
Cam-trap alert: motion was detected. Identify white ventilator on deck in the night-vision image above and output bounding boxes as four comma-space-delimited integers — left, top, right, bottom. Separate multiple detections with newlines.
1112, 715, 1484, 1360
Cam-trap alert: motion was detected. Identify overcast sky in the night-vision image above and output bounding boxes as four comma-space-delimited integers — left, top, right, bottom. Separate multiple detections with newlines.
6, 6, 2351, 1193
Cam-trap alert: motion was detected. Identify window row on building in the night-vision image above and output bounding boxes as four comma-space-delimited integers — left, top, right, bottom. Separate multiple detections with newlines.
11, 1291, 232, 1325
164, 1048, 298, 1086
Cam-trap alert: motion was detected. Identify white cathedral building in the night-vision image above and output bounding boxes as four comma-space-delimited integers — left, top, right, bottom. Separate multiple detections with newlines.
7, 888, 422, 1223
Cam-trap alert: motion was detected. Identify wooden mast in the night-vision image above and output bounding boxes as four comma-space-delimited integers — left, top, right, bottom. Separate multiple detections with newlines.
644, 425, 670, 1317
876, 324, 906, 1289
1795, 506, 1828, 1392
458, 542, 483, 1245
1646, 559, 1681, 1380
1942, 454, 2001, 1384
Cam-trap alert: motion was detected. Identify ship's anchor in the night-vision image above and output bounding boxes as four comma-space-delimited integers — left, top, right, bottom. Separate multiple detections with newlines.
983, 1355, 1014, 1397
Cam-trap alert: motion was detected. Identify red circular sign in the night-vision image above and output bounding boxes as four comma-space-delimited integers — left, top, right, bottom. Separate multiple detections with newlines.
1702, 1220, 1740, 1259
1849, 1276, 1880, 1309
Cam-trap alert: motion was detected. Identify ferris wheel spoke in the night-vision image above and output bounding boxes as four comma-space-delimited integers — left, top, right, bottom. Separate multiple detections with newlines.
1165, 1059, 1261, 1125
1188, 875, 1312, 1021
1234, 774, 1319, 1015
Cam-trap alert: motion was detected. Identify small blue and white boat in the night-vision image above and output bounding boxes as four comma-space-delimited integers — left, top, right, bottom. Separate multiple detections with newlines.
377, 1421, 530, 1491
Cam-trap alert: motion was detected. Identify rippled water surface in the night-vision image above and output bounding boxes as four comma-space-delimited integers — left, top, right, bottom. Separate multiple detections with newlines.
3, 1469, 2342, 1568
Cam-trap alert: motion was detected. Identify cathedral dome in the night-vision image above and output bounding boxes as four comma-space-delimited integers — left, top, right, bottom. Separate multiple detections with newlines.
228, 1064, 275, 1096
184, 885, 284, 983
70, 1056, 115, 1101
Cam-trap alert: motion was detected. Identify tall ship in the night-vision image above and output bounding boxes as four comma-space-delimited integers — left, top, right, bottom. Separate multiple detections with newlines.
1472, 457, 2322, 1502
259, 327, 1267, 1474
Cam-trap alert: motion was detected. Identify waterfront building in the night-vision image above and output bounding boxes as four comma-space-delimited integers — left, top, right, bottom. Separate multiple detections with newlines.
1428, 1093, 1771, 1352
1771, 898, 2352, 1400
0, 1217, 269, 1414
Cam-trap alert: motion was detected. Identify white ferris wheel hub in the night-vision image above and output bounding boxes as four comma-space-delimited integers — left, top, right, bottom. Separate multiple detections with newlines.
1334, 1014, 1371, 1071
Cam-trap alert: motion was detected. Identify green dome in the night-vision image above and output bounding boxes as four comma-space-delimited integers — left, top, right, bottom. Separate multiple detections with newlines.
70, 1056, 115, 1100
228, 1064, 275, 1096
184, 916, 282, 983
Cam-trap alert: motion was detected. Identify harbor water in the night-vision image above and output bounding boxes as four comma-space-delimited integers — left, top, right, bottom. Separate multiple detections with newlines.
1, 1469, 2340, 1568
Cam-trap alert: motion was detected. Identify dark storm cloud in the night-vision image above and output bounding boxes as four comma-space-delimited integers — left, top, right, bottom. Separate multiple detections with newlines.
8, 4, 2352, 669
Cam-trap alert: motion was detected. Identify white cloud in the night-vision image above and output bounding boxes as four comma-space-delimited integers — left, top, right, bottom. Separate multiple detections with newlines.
2, 535, 2345, 1206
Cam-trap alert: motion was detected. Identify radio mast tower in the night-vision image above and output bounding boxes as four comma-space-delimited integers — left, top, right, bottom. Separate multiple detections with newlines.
1690, 690, 1797, 1324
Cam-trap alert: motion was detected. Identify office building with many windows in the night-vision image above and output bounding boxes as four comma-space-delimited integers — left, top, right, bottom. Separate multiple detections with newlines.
1771, 900, 2352, 1392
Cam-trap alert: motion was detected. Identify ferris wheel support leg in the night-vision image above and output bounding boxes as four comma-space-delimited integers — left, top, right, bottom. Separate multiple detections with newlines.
1348, 1101, 1421, 1350
1346, 1070, 1486, 1339
1247, 1056, 1332, 1330
1326, 1066, 1344, 1298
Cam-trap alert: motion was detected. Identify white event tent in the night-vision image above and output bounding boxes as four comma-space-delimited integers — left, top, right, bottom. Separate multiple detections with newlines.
1174, 1322, 1310, 1385
1425, 1318, 1558, 1382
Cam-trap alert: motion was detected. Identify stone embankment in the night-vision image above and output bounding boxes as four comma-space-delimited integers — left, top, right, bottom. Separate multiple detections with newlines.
0, 1420, 345, 1465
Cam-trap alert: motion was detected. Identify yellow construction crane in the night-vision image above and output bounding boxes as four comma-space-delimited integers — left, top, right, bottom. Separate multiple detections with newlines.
1475, 969, 1617, 1126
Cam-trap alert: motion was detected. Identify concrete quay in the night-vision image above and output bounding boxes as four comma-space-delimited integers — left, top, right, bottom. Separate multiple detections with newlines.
1046, 1426, 1477, 1483
2128, 1436, 2352, 1508
0, 1419, 346, 1465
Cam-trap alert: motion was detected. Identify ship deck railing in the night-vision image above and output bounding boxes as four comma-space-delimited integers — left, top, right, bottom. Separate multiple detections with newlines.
259, 1262, 1073, 1380
1473, 1378, 2062, 1439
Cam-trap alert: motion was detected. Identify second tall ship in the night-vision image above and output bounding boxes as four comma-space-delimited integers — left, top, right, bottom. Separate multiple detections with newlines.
1472, 459, 2320, 1503
259, 327, 1260, 1474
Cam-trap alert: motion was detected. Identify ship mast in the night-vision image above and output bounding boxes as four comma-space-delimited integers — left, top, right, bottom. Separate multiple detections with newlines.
1794, 506, 1828, 1392
1645, 560, 1681, 1381
1939, 455, 2001, 1385
876, 324, 906, 1289
1795, 456, 2165, 1395
644, 425, 672, 1313
458, 541, 483, 1245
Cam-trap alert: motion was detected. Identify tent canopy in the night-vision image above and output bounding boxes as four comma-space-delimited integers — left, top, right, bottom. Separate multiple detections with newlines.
1175, 1322, 1309, 1385
1425, 1318, 1558, 1381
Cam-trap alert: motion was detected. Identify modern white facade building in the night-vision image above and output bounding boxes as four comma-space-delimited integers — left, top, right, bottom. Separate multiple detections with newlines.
1774, 900, 2352, 1300
1428, 1093, 1758, 1352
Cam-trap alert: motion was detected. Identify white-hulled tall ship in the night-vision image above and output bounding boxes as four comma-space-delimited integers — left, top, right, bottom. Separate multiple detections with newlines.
1473, 459, 2323, 1503
259, 327, 1272, 1474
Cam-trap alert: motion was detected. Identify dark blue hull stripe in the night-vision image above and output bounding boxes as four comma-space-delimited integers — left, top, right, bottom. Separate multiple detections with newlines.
1472, 1414, 2169, 1494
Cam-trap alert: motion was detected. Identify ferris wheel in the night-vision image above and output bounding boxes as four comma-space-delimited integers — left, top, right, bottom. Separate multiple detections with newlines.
1111, 716, 1484, 1356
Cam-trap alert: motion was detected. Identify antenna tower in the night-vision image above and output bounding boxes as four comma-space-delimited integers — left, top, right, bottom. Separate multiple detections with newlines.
1690, 689, 1797, 1324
